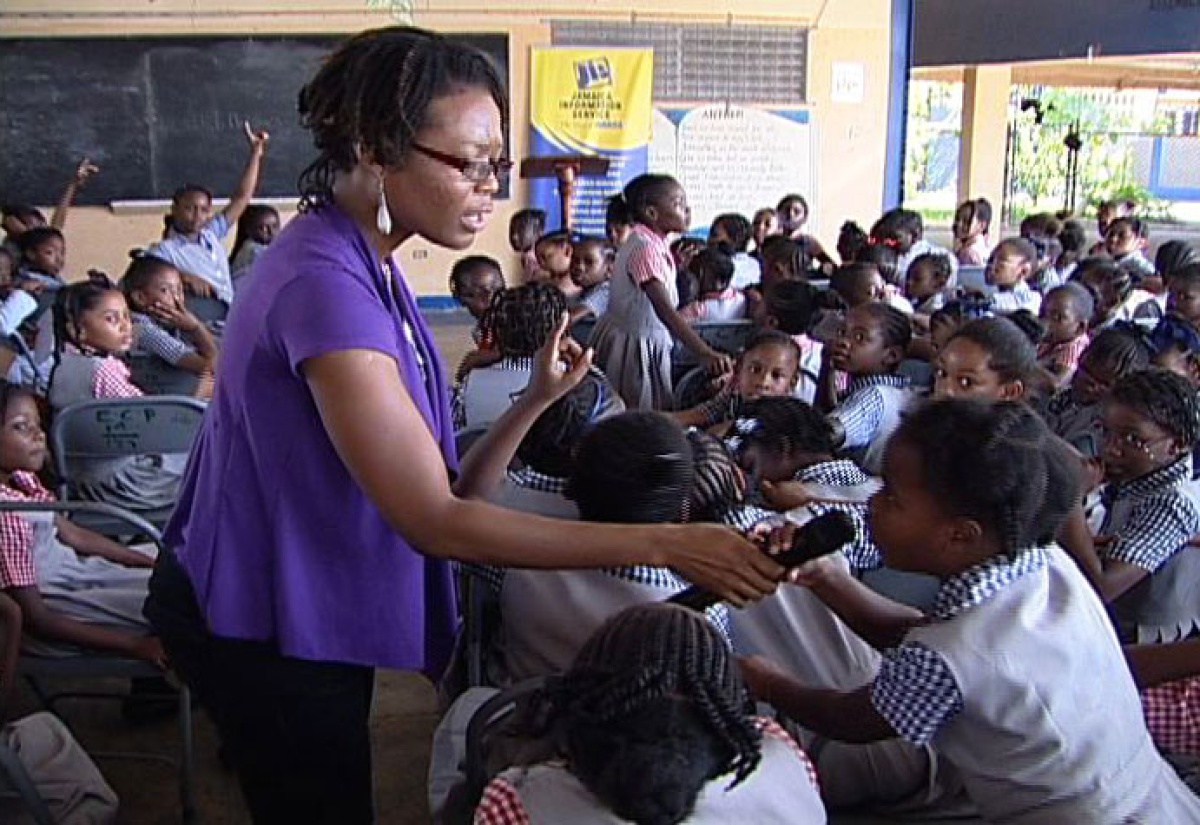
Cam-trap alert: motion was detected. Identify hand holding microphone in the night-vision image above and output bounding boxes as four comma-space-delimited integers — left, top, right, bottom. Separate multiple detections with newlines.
669, 510, 856, 611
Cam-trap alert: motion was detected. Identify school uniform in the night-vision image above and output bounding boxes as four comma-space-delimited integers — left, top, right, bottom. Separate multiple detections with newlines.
831, 374, 917, 474
47, 351, 185, 513
732, 460, 882, 691
989, 281, 1041, 316
680, 288, 747, 323
1116, 251, 1156, 281
791, 334, 824, 405
871, 544, 1200, 823
1096, 288, 1162, 331
577, 281, 610, 318
475, 718, 826, 824
230, 239, 268, 284
0, 472, 154, 656
453, 356, 534, 432
148, 213, 234, 304
912, 292, 947, 317
1036, 333, 1089, 380
591, 225, 678, 411
898, 240, 957, 282
132, 312, 198, 367
1097, 455, 1200, 643
954, 236, 990, 267
730, 252, 762, 290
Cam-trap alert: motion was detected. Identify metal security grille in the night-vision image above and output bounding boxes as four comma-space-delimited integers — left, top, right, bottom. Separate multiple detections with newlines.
551, 21, 808, 104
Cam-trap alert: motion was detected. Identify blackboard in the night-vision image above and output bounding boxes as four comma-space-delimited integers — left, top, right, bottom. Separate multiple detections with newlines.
0, 35, 510, 205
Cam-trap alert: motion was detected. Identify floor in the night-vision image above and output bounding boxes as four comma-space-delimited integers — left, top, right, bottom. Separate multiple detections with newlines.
5, 310, 961, 824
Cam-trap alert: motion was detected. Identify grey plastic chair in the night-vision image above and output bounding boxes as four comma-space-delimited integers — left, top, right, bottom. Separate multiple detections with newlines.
569, 316, 597, 346
49, 396, 207, 534
0, 499, 195, 822
127, 352, 201, 397
0, 590, 55, 825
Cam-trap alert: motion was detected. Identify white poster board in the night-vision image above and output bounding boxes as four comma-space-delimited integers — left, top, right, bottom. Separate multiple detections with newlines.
650, 104, 815, 233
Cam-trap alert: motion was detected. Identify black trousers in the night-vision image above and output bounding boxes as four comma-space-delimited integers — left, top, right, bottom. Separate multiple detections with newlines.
145, 550, 376, 824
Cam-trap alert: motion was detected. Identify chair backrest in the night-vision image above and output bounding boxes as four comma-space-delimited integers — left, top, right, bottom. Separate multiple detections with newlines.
569, 316, 596, 346
464, 677, 550, 807
693, 320, 754, 355
50, 396, 206, 481
127, 352, 201, 397
956, 265, 994, 297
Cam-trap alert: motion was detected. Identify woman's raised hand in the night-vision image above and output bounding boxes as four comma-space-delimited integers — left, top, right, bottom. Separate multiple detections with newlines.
525, 313, 593, 406
661, 524, 782, 607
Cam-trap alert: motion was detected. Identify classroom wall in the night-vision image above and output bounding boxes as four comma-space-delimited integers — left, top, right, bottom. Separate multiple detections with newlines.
2, 0, 896, 296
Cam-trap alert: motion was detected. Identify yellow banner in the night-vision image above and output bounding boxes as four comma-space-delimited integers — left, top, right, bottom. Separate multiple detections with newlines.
530, 48, 654, 155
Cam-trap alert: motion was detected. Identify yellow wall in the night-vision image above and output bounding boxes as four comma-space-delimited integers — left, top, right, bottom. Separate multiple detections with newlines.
2, 0, 896, 295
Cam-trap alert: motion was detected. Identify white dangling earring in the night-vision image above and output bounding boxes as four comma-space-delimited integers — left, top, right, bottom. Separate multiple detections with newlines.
376, 176, 392, 235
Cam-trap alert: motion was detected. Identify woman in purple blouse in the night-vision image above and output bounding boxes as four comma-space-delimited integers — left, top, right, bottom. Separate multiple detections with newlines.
143, 27, 782, 823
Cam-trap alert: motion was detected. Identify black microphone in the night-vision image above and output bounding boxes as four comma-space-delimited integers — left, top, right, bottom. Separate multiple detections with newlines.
668, 510, 857, 612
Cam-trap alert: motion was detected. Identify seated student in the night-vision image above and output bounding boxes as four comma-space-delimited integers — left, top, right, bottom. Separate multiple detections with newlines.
776, 193, 835, 270
750, 208, 779, 259
836, 222, 869, 267
1079, 370, 1200, 644
673, 330, 801, 432
1151, 314, 1200, 388
871, 207, 956, 281
747, 236, 810, 319
854, 242, 902, 292
1076, 256, 1159, 331
1090, 197, 1137, 255
905, 251, 953, 325
0, 381, 164, 665
952, 197, 992, 266
1044, 326, 1151, 458
454, 282, 566, 432
228, 204, 281, 284
496, 412, 731, 681
1166, 262, 1200, 330
1038, 282, 1093, 387
810, 262, 888, 345
47, 281, 187, 515
449, 254, 505, 381
816, 302, 917, 474
1057, 218, 1087, 280
605, 195, 634, 250
148, 122, 269, 304
1, 159, 98, 263
123, 253, 219, 389
568, 236, 614, 324
984, 237, 1042, 315
16, 227, 68, 291
741, 399, 1200, 823
1105, 216, 1155, 280
709, 212, 761, 290
680, 248, 746, 322
534, 230, 578, 300
475, 603, 826, 824
508, 208, 546, 283
752, 279, 823, 403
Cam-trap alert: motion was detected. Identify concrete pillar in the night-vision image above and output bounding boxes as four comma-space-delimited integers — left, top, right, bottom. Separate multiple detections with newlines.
957, 65, 1012, 212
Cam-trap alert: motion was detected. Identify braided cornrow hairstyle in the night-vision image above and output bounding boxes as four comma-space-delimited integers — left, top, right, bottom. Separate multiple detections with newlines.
854, 244, 902, 287
487, 282, 566, 358
49, 280, 124, 390
1081, 327, 1152, 379
733, 396, 835, 461
516, 370, 622, 478
894, 399, 1079, 558
567, 412, 694, 525
686, 429, 744, 522
296, 27, 508, 210
949, 317, 1039, 385
621, 174, 681, 227
858, 301, 913, 352
121, 252, 177, 312
759, 236, 810, 282
1109, 369, 1200, 448
546, 603, 762, 824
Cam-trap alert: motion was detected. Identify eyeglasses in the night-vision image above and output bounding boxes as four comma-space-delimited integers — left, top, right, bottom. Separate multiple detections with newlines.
410, 142, 513, 184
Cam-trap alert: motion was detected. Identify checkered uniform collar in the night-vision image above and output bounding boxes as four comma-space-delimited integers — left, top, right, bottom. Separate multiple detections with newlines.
931, 545, 1049, 621
507, 466, 569, 494
0, 471, 53, 502
796, 460, 872, 487
1110, 455, 1193, 503
848, 374, 910, 394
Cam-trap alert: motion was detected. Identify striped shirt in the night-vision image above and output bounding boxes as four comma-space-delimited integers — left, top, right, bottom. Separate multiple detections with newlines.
834, 374, 911, 450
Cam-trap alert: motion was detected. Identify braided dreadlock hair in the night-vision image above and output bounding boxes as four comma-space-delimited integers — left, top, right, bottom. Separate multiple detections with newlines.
516, 370, 623, 478
1109, 369, 1200, 448
567, 412, 694, 525
486, 282, 566, 358
759, 236, 810, 283
545, 603, 762, 825
855, 301, 913, 353
731, 396, 835, 466
686, 429, 744, 522
296, 27, 508, 210
894, 399, 1080, 558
